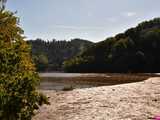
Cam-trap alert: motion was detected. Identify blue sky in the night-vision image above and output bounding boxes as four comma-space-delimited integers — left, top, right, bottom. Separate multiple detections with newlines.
7, 0, 160, 42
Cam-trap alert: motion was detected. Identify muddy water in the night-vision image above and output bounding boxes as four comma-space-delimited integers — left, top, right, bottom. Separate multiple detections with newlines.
39, 73, 111, 78
39, 73, 149, 90
39, 73, 109, 90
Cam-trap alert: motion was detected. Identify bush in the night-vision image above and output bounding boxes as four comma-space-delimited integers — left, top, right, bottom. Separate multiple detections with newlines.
62, 86, 74, 91
0, 10, 49, 120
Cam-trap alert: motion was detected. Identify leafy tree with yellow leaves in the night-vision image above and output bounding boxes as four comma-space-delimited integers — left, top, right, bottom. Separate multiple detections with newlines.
0, 10, 49, 120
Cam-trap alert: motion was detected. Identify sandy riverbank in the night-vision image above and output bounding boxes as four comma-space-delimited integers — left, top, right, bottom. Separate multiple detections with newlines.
34, 77, 160, 120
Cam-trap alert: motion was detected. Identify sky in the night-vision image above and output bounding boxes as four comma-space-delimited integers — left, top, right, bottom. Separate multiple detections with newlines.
6, 0, 160, 42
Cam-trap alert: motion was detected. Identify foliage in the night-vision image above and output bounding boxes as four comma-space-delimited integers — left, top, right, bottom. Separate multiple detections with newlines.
27, 38, 93, 72
0, 10, 49, 120
64, 18, 160, 73
32, 54, 48, 72
62, 86, 74, 91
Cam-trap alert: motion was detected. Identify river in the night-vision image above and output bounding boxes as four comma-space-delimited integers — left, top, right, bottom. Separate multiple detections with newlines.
39, 73, 150, 90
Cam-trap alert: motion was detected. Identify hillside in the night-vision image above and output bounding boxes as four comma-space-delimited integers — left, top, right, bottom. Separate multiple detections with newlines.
27, 38, 93, 72
63, 18, 160, 73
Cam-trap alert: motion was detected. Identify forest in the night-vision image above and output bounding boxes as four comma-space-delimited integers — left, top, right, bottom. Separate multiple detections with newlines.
27, 18, 160, 73
63, 18, 160, 73
27, 39, 93, 72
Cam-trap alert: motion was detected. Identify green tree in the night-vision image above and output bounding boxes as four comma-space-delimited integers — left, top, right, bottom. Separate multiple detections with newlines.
63, 17, 160, 73
28, 38, 93, 72
0, 10, 49, 120
33, 54, 49, 71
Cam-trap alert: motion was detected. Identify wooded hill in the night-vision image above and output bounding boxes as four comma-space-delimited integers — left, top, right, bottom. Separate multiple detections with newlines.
63, 18, 160, 73
27, 39, 93, 72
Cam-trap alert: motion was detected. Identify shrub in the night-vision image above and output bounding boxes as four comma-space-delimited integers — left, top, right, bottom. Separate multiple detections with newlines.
0, 10, 49, 120
62, 86, 74, 91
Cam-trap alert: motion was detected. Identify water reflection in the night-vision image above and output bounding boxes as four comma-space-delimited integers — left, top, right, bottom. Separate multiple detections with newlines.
39, 73, 152, 91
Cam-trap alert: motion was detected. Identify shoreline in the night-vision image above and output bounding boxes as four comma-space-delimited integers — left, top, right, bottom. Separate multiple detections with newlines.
34, 77, 160, 120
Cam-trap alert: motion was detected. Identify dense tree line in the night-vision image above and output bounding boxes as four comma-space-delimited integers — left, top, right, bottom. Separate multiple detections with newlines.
63, 18, 160, 73
27, 39, 93, 72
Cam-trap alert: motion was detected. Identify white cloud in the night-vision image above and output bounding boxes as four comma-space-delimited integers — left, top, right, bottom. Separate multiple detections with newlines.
122, 12, 137, 17
52, 25, 106, 30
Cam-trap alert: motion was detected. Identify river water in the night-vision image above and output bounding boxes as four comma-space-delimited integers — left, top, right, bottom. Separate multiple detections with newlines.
39, 73, 149, 90
39, 73, 111, 77
39, 73, 110, 90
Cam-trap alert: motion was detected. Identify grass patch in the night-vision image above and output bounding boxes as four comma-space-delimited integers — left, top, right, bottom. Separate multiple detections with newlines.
62, 85, 74, 91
